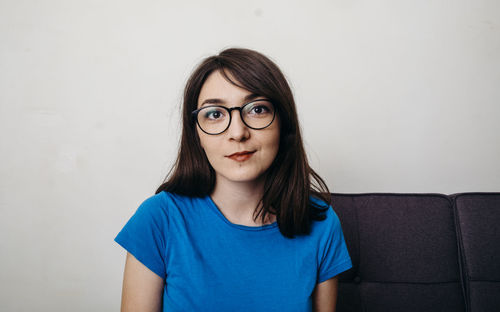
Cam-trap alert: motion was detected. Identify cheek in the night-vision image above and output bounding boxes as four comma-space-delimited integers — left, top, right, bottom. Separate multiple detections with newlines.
197, 133, 219, 164
271, 140, 280, 160
270, 119, 280, 150
264, 130, 280, 160
197, 129, 207, 150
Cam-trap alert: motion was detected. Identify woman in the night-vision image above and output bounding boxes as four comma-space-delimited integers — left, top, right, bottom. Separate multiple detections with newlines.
115, 48, 352, 311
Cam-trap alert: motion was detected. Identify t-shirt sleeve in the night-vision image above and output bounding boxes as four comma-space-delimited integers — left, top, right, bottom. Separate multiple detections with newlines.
317, 206, 352, 283
114, 194, 168, 279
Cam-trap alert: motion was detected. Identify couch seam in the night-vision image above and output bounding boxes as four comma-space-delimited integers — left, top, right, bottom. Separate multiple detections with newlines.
453, 194, 470, 312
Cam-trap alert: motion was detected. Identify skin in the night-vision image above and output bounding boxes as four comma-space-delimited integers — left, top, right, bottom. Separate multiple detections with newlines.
120, 253, 163, 312
313, 277, 340, 312
119, 69, 339, 311
196, 70, 280, 226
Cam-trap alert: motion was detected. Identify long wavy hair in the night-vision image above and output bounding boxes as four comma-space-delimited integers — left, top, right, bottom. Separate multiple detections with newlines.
156, 48, 331, 238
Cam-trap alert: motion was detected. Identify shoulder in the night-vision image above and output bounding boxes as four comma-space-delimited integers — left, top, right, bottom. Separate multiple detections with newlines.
138, 191, 193, 209
135, 191, 168, 216
310, 196, 340, 222
309, 196, 342, 234
136, 191, 205, 218
133, 191, 179, 219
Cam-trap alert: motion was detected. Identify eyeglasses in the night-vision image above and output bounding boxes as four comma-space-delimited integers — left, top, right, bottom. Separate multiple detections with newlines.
192, 99, 276, 135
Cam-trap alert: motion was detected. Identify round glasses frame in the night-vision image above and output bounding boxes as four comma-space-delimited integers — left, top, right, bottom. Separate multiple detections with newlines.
191, 99, 277, 135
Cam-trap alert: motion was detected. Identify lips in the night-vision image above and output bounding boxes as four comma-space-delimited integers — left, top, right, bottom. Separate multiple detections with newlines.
226, 151, 255, 162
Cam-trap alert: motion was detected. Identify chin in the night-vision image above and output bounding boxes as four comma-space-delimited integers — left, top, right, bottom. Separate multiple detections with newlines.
229, 174, 263, 183
218, 171, 266, 184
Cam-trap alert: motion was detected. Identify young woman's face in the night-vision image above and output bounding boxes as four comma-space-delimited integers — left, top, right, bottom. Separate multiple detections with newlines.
196, 70, 280, 186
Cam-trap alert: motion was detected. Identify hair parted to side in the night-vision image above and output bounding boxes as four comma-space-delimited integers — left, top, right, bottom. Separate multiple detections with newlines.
155, 47, 331, 238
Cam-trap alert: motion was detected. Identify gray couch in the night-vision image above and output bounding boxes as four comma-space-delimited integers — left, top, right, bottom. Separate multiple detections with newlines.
330, 192, 500, 312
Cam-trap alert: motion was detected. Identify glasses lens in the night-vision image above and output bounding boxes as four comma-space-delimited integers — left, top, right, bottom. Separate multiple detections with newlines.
197, 106, 229, 134
242, 100, 275, 129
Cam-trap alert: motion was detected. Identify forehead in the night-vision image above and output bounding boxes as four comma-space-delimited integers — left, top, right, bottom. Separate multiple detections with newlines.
198, 70, 252, 106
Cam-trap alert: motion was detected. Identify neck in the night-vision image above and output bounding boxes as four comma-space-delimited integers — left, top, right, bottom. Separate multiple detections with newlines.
210, 175, 275, 226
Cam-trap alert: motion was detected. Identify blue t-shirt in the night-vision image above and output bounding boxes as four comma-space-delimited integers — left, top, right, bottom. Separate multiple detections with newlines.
115, 191, 352, 311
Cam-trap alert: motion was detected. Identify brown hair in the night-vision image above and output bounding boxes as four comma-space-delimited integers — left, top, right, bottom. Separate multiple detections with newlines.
156, 48, 331, 238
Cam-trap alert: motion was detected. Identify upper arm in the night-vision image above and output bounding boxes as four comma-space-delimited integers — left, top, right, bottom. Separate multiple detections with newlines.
120, 252, 164, 312
312, 276, 339, 312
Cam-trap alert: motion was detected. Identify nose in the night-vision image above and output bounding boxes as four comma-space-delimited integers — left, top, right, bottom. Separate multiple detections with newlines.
227, 110, 250, 141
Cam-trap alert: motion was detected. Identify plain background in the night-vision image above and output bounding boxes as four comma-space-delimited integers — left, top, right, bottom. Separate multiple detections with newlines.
1, 0, 499, 310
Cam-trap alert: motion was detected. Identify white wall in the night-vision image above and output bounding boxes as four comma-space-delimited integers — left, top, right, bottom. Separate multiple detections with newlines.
1, 0, 499, 310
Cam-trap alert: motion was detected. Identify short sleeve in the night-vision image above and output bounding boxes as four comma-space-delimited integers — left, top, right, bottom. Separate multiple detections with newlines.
114, 194, 168, 279
317, 207, 352, 283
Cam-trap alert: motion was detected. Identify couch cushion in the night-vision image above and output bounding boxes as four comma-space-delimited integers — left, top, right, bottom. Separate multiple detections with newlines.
332, 193, 465, 312
454, 193, 500, 312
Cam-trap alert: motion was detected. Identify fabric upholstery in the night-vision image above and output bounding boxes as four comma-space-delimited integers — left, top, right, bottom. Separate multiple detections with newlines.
330, 193, 493, 312
454, 193, 500, 312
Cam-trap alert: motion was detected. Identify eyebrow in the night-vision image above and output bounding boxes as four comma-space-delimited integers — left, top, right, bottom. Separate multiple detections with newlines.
200, 93, 263, 106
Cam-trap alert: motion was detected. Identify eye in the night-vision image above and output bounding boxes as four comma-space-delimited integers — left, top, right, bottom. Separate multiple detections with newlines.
245, 101, 274, 117
206, 111, 221, 119
251, 105, 269, 114
202, 107, 226, 121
